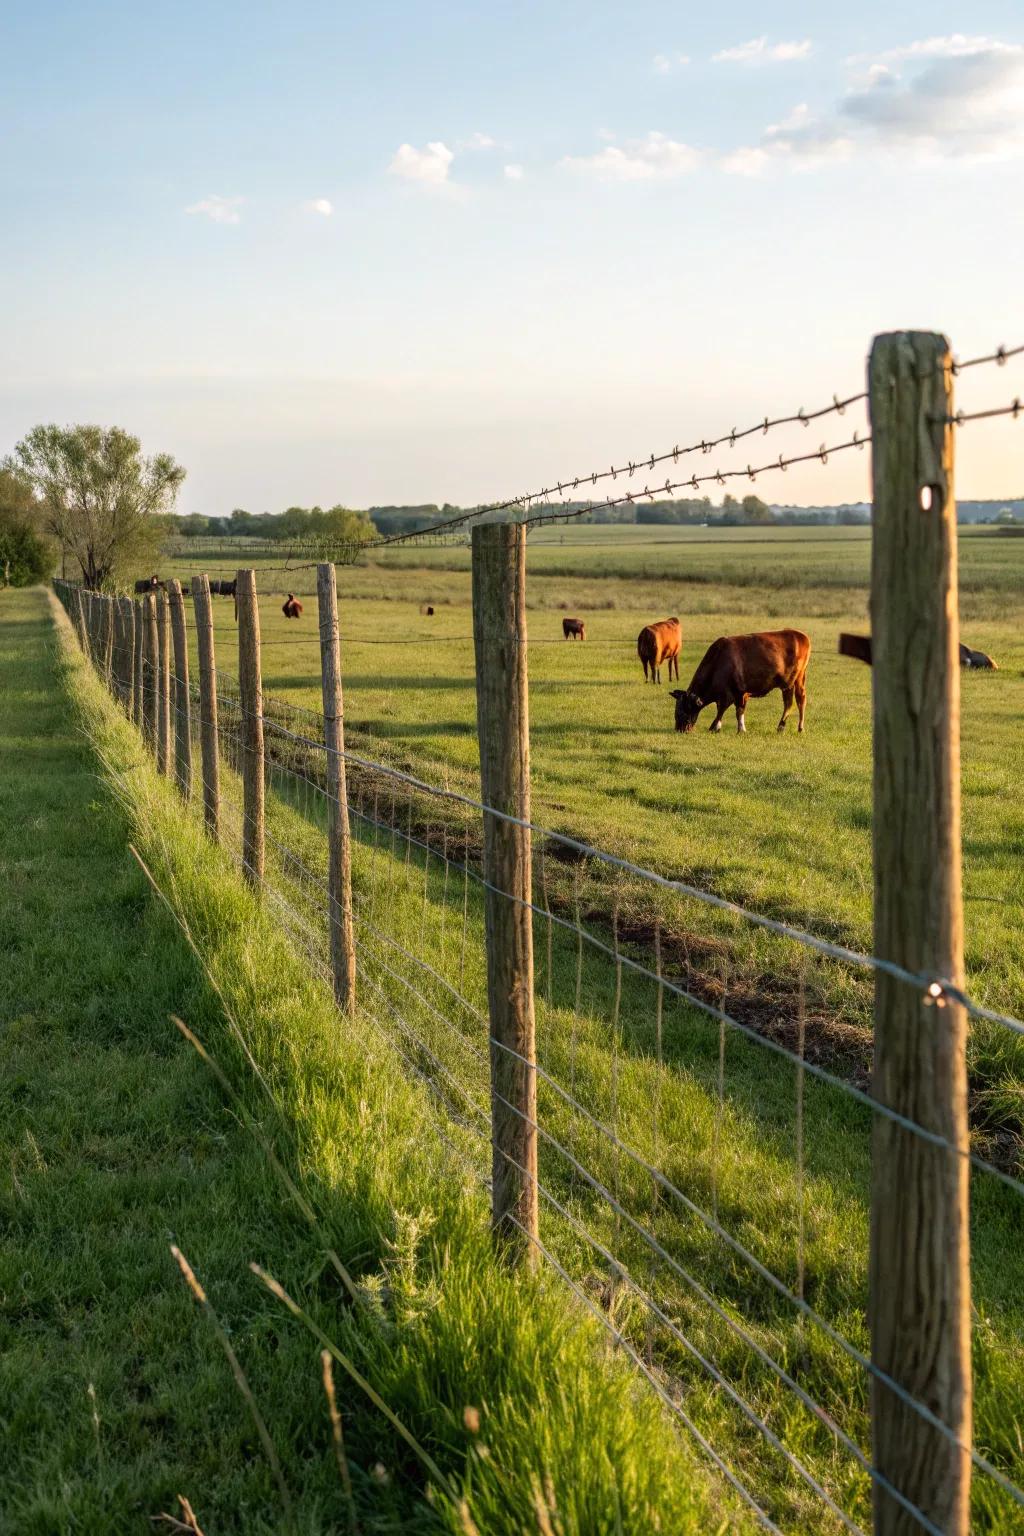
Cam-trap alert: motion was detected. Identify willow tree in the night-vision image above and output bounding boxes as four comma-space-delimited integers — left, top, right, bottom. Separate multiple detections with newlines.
14, 424, 185, 589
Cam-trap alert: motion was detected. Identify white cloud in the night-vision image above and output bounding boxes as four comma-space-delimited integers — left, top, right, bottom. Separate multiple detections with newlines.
504, 164, 524, 181
653, 52, 691, 74
185, 194, 243, 225
839, 41, 1024, 158
848, 34, 1021, 67
459, 131, 496, 150
387, 141, 454, 185
304, 198, 333, 216
560, 131, 699, 181
713, 37, 812, 65
720, 36, 1024, 173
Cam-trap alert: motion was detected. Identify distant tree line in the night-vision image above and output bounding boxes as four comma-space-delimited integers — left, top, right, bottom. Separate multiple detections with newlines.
174, 505, 375, 544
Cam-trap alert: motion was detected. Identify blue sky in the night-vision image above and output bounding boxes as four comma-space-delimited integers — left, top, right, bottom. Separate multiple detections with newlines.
2, 1, 1023, 512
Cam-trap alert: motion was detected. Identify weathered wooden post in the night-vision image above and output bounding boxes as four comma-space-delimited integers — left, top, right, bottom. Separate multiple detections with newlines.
167, 579, 193, 800
317, 563, 357, 1013
192, 574, 221, 841
868, 332, 970, 1535
103, 595, 115, 686
132, 600, 144, 726
74, 586, 88, 653
156, 588, 172, 775
471, 522, 538, 1265
120, 596, 136, 715
236, 569, 265, 886
143, 593, 160, 752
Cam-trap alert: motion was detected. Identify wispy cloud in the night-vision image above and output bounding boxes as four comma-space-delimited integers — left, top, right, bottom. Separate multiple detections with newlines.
560, 131, 699, 181
387, 141, 454, 186
458, 131, 497, 150
652, 52, 691, 75
185, 194, 243, 225
304, 197, 333, 216
504, 164, 524, 181
713, 37, 812, 65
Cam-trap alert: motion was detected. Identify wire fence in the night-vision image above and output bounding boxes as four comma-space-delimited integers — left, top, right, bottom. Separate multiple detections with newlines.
51, 332, 1024, 1535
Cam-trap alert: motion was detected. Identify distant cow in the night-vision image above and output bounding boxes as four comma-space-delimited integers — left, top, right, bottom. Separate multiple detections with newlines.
134, 574, 161, 594
562, 617, 586, 641
637, 618, 681, 683
960, 642, 997, 669
282, 593, 303, 620
208, 578, 237, 599
426, 605, 435, 616
670, 629, 811, 734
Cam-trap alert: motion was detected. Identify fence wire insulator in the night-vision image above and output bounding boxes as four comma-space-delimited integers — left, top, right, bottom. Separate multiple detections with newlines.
762, 417, 769, 434
747, 465, 756, 481
798, 408, 808, 427
833, 394, 845, 415
819, 445, 828, 465
778, 454, 787, 472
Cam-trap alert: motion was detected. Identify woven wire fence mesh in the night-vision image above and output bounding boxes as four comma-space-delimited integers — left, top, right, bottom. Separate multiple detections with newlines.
53, 515, 1024, 1536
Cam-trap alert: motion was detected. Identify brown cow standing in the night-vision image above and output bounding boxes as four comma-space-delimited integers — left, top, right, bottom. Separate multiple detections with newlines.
637, 618, 681, 683
282, 593, 303, 619
134, 574, 161, 594
562, 617, 586, 640
670, 629, 811, 734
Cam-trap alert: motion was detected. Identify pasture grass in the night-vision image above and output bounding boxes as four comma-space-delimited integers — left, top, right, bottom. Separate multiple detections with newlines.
248, 716, 1024, 1534
0, 585, 730, 1535
161, 526, 1024, 1150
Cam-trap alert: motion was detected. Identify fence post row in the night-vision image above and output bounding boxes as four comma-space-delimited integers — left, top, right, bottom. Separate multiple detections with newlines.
868, 331, 971, 1535
192, 574, 221, 842
316, 563, 357, 1014
471, 522, 539, 1266
166, 579, 193, 800
236, 568, 265, 887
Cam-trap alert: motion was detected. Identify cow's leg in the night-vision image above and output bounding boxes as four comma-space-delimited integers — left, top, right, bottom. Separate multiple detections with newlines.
796, 679, 807, 732
709, 703, 726, 733
670, 653, 679, 681
777, 686, 795, 732
654, 663, 661, 685
736, 694, 749, 734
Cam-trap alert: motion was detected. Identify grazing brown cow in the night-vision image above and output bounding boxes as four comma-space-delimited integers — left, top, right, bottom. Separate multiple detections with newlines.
426, 605, 435, 616
637, 618, 681, 683
282, 593, 303, 619
670, 629, 811, 734
960, 642, 998, 669
562, 617, 586, 641
134, 574, 161, 594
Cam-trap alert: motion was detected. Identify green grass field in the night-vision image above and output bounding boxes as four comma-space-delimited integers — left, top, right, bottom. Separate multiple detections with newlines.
160, 524, 1024, 1134
1, 586, 735, 1535
52, 536, 1024, 1532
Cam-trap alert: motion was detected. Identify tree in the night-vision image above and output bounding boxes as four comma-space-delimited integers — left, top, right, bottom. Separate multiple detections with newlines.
740, 494, 773, 525
13, 424, 185, 589
0, 466, 52, 587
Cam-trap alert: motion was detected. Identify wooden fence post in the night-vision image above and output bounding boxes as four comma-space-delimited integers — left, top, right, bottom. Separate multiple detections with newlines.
316, 563, 357, 1013
167, 579, 193, 800
236, 569, 265, 886
120, 596, 136, 715
868, 331, 970, 1535
143, 593, 160, 753
192, 574, 221, 841
74, 586, 88, 653
132, 600, 144, 726
157, 588, 171, 776
102, 596, 114, 689
471, 522, 538, 1265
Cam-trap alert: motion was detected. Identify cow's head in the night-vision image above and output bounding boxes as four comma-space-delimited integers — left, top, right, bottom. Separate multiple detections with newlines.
669, 689, 704, 733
